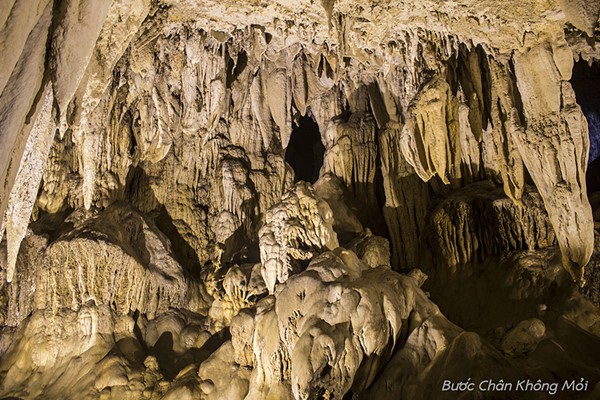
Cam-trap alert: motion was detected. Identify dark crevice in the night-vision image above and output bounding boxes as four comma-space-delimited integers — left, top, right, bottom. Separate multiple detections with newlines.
373, 129, 387, 214
317, 54, 334, 81
449, 44, 493, 137
29, 207, 74, 243
477, 45, 494, 130
264, 32, 272, 44
571, 60, 600, 193
226, 57, 235, 88
339, 96, 352, 122
155, 206, 202, 276
571, 60, 600, 162
285, 114, 325, 184
226, 50, 247, 88
508, 58, 526, 126
365, 102, 392, 243
122, 110, 136, 157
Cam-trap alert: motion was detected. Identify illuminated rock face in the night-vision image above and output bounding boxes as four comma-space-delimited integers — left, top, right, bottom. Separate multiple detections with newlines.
2, 1, 600, 399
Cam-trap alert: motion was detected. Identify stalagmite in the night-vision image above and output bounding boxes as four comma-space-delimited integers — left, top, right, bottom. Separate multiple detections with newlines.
259, 182, 338, 293
81, 130, 100, 210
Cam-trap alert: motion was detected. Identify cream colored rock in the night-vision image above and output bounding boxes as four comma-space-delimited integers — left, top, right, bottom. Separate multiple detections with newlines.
3, 203, 193, 327
246, 248, 442, 399
321, 113, 379, 208
0, 0, 52, 249
401, 75, 461, 184
486, 60, 526, 204
0, 0, 51, 96
0, 0, 600, 399
230, 309, 255, 367
267, 68, 293, 149
501, 318, 546, 357
0, 307, 116, 398
197, 341, 251, 400
313, 173, 363, 236
513, 43, 594, 284
259, 182, 338, 293
2, 85, 54, 282
50, 0, 112, 131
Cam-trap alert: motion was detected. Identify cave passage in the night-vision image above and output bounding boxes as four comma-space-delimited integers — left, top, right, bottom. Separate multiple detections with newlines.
285, 114, 325, 183
571, 60, 600, 192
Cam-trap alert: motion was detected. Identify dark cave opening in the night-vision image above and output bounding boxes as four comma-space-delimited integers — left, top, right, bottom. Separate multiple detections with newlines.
285, 114, 325, 183
570, 60, 600, 193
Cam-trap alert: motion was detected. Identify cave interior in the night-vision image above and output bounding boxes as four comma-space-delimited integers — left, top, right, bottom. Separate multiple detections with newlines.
1, 1, 600, 399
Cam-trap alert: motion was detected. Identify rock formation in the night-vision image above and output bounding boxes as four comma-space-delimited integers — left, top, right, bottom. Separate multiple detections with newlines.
1, 0, 600, 399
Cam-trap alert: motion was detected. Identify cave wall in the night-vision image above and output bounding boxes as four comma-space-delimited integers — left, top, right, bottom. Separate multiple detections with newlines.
1, 1, 600, 398
1, 0, 598, 282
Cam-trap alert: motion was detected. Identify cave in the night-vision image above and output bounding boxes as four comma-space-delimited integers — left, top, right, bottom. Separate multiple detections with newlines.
285, 114, 325, 183
571, 60, 600, 193
2, 1, 600, 399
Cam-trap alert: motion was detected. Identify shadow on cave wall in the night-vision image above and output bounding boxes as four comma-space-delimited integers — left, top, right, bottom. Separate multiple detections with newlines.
126, 165, 260, 278
126, 166, 203, 279
110, 311, 230, 381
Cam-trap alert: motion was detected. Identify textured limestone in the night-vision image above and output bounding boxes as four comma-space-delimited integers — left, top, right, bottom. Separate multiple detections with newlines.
0, 307, 119, 399
1, 203, 195, 327
500, 318, 546, 357
0, 0, 595, 282
198, 341, 251, 400
322, 113, 379, 208
1, 85, 55, 282
379, 127, 431, 269
313, 173, 364, 237
246, 249, 440, 400
513, 42, 594, 284
1, 0, 600, 399
0, 305, 212, 399
259, 182, 338, 293
0, 0, 52, 254
424, 182, 556, 273
401, 75, 462, 184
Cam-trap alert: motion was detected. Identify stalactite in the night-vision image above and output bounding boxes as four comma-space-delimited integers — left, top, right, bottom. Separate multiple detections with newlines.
3, 85, 55, 282
400, 75, 462, 185
1, 1, 600, 398
0, 0, 52, 241
513, 42, 594, 284
50, 0, 113, 137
